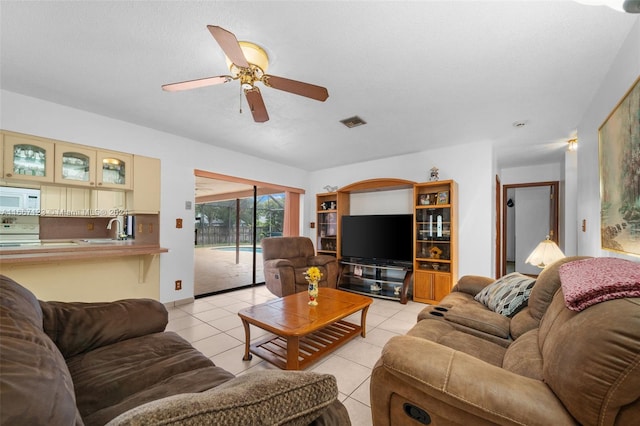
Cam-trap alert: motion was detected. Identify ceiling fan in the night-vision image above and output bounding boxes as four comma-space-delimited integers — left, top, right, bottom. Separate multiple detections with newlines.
162, 25, 329, 123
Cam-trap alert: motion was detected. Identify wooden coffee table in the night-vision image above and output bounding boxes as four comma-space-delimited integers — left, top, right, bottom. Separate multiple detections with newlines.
238, 287, 373, 370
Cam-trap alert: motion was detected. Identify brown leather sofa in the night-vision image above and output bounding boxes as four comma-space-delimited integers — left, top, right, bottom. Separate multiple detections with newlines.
261, 236, 339, 297
370, 257, 640, 425
0, 275, 350, 425
415, 256, 587, 347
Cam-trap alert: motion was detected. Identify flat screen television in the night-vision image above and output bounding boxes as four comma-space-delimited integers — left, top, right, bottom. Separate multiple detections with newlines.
341, 214, 413, 263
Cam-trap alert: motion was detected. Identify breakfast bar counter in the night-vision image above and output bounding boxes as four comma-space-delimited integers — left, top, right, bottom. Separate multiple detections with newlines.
0, 240, 168, 264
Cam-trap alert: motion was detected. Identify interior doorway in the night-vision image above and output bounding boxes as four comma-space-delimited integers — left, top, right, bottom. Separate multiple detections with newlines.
193, 170, 304, 297
500, 181, 559, 277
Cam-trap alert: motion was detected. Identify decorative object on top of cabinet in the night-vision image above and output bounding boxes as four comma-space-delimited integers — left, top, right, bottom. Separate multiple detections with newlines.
429, 167, 439, 181
316, 191, 349, 257
414, 179, 457, 304
2, 131, 55, 183
323, 185, 338, 192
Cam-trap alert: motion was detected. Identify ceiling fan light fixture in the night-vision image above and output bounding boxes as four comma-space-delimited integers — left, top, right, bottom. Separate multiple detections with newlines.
225, 41, 269, 74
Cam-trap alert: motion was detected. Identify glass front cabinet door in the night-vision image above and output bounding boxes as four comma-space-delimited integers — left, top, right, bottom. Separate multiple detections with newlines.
55, 144, 97, 187
3, 132, 55, 183
97, 151, 133, 190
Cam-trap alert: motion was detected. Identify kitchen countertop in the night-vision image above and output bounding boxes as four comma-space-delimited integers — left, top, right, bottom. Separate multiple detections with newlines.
0, 239, 168, 264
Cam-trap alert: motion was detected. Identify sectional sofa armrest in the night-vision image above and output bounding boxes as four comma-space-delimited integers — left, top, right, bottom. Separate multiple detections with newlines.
371, 335, 576, 425
451, 275, 495, 296
39, 298, 168, 358
106, 370, 348, 426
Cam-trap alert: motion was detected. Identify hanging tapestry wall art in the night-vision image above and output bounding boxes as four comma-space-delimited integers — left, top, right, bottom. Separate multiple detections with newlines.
600, 76, 640, 256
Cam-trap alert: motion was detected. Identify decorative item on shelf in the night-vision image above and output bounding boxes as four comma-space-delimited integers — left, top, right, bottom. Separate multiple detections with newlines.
323, 185, 338, 192
429, 246, 442, 259
432, 263, 440, 270
370, 284, 382, 292
418, 194, 431, 205
436, 191, 449, 205
305, 266, 322, 306
429, 167, 439, 181
525, 235, 565, 269
394, 285, 401, 296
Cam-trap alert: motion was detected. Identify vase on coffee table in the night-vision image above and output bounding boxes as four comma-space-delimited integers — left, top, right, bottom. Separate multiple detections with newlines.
308, 281, 319, 306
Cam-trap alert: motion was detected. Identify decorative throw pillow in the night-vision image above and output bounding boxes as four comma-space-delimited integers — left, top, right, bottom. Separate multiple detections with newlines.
474, 272, 536, 317
105, 370, 339, 426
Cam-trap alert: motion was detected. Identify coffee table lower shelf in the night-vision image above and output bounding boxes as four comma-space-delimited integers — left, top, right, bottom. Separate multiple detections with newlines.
247, 320, 361, 370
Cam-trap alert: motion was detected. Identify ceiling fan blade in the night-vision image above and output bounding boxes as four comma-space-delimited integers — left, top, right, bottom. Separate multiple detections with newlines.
244, 87, 269, 122
207, 25, 249, 68
262, 75, 329, 102
162, 76, 232, 92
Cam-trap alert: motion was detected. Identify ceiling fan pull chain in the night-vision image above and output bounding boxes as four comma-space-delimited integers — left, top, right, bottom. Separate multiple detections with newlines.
239, 84, 243, 114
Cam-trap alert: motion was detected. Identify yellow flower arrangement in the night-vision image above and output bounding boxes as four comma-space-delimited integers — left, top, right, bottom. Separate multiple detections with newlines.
305, 266, 323, 283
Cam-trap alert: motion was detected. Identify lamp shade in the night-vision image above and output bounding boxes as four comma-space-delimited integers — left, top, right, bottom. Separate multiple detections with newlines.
525, 236, 565, 268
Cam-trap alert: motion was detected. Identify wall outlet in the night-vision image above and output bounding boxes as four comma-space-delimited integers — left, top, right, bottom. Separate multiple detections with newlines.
86, 222, 94, 231
137, 223, 144, 234
176, 218, 183, 228
148, 223, 154, 233
175, 280, 182, 291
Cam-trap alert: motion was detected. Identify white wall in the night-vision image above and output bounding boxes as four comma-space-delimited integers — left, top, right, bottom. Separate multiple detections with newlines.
1, 90, 309, 303
500, 163, 562, 184
309, 141, 495, 278
576, 18, 640, 259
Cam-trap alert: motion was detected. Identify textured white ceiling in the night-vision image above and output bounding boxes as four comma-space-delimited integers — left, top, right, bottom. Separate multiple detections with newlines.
1, 1, 637, 171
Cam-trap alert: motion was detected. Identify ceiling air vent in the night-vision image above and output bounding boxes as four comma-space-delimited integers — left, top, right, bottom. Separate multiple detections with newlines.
340, 115, 367, 128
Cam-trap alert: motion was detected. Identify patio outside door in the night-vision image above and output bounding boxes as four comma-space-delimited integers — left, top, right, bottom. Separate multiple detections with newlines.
194, 189, 285, 296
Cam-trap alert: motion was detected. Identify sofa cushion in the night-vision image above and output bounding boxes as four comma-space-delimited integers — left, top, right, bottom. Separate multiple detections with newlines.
501, 329, 543, 380
0, 275, 82, 425
105, 371, 341, 426
444, 304, 511, 338
526, 256, 588, 321
539, 291, 640, 426
68, 331, 233, 423
474, 272, 535, 316
406, 319, 506, 367
85, 366, 236, 426
40, 298, 168, 359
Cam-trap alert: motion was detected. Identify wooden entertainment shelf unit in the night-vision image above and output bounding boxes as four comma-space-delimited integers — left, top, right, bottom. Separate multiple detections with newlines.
317, 178, 458, 304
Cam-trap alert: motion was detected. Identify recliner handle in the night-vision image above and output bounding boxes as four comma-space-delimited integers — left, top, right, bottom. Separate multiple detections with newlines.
403, 403, 431, 424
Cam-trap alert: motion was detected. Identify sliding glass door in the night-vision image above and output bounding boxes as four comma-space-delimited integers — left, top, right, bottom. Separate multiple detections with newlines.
194, 184, 285, 296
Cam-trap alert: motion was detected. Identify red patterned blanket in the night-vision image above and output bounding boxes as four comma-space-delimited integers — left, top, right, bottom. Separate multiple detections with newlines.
559, 257, 640, 311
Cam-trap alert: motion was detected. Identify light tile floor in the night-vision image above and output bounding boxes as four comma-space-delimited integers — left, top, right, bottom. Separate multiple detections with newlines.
166, 285, 425, 426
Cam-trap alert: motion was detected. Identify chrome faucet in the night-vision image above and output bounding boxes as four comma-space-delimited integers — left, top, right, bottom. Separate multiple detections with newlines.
107, 217, 126, 240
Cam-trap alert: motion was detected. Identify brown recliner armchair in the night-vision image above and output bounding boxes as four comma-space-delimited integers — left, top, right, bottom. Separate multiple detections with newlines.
261, 236, 339, 297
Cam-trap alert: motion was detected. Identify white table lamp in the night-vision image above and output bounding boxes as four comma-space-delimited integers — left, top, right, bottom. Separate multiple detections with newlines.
525, 236, 565, 268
